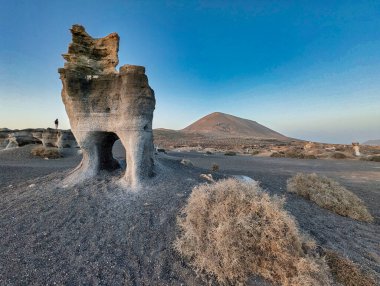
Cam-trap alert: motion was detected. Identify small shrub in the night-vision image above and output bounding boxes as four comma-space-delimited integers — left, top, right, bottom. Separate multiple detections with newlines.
270, 152, 284, 158
180, 159, 193, 167
175, 179, 331, 285
224, 151, 236, 156
31, 146, 62, 159
332, 152, 347, 159
369, 155, 380, 162
324, 250, 376, 286
304, 154, 317, 159
206, 151, 213, 155
285, 151, 302, 158
251, 150, 260, 155
287, 173, 373, 222
211, 163, 219, 172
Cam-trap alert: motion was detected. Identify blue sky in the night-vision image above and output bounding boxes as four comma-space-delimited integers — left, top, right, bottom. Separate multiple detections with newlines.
0, 0, 379, 143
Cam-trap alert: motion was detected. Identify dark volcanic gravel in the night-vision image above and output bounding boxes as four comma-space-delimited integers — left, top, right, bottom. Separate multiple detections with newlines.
0, 148, 379, 285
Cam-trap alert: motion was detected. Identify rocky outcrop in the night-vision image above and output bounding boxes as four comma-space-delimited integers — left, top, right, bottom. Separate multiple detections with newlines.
0, 129, 77, 150
6, 130, 41, 149
352, 142, 361, 157
0, 129, 12, 148
57, 130, 78, 148
59, 25, 156, 188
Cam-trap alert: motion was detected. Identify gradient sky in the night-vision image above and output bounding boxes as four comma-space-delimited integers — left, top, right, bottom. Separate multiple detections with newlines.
0, 0, 379, 143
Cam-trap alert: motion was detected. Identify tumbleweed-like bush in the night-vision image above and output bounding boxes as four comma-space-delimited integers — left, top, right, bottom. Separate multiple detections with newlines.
31, 146, 62, 159
324, 250, 376, 286
175, 179, 331, 285
287, 173, 373, 222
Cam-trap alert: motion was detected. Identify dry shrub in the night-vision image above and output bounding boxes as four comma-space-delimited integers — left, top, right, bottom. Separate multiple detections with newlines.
271, 151, 316, 159
287, 173, 373, 222
211, 163, 219, 172
324, 250, 376, 286
368, 155, 380, 162
31, 146, 62, 159
175, 179, 331, 285
304, 154, 317, 159
332, 152, 347, 159
271, 152, 284, 158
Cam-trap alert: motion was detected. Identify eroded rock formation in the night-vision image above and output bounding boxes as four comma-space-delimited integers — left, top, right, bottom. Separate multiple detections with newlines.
33, 129, 78, 148
6, 130, 41, 149
59, 25, 155, 187
352, 142, 361, 157
0, 129, 78, 150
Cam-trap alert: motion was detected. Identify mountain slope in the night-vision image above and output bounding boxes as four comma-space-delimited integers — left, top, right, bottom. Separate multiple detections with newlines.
362, 139, 380, 146
182, 112, 288, 140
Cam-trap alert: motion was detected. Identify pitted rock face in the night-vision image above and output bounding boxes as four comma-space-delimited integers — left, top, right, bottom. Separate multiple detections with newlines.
59, 25, 156, 188
62, 24, 119, 74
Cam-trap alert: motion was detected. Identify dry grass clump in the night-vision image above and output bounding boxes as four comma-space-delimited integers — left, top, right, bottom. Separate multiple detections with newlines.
331, 152, 347, 159
324, 250, 376, 286
368, 155, 380, 162
175, 179, 331, 285
270, 150, 316, 159
31, 146, 62, 159
211, 163, 219, 172
287, 173, 373, 222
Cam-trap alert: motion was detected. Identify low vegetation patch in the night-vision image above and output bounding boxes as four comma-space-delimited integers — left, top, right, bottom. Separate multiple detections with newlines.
324, 250, 376, 286
287, 173, 373, 222
224, 151, 236, 156
367, 155, 380, 162
175, 179, 331, 285
270, 150, 316, 159
331, 152, 347, 159
31, 146, 62, 159
211, 163, 219, 172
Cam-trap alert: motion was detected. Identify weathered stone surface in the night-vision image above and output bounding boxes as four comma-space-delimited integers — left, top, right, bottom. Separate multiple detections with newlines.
57, 130, 78, 148
0, 130, 11, 148
41, 128, 60, 147
59, 25, 156, 187
6, 130, 41, 149
0, 129, 78, 150
62, 25, 119, 74
352, 142, 361, 157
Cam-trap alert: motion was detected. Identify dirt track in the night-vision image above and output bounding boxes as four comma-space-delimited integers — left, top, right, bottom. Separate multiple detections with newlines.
0, 147, 379, 285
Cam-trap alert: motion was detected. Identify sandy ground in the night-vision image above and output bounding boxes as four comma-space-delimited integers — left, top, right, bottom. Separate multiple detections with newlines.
0, 146, 379, 285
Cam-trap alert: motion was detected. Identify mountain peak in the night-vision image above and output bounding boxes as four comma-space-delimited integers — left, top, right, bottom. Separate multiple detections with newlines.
182, 112, 287, 140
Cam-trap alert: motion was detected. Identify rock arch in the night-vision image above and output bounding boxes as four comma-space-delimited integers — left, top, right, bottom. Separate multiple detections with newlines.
59, 25, 155, 188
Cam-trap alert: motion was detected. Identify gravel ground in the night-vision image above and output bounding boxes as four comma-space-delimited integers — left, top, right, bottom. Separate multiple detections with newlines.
167, 151, 380, 282
0, 145, 82, 188
0, 147, 379, 285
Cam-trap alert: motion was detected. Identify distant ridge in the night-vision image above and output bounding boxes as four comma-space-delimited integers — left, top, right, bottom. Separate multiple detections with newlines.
362, 139, 380, 146
182, 112, 288, 140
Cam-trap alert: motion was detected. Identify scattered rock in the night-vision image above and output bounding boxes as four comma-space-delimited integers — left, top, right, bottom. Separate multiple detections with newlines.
180, 159, 193, 167
200, 173, 214, 182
